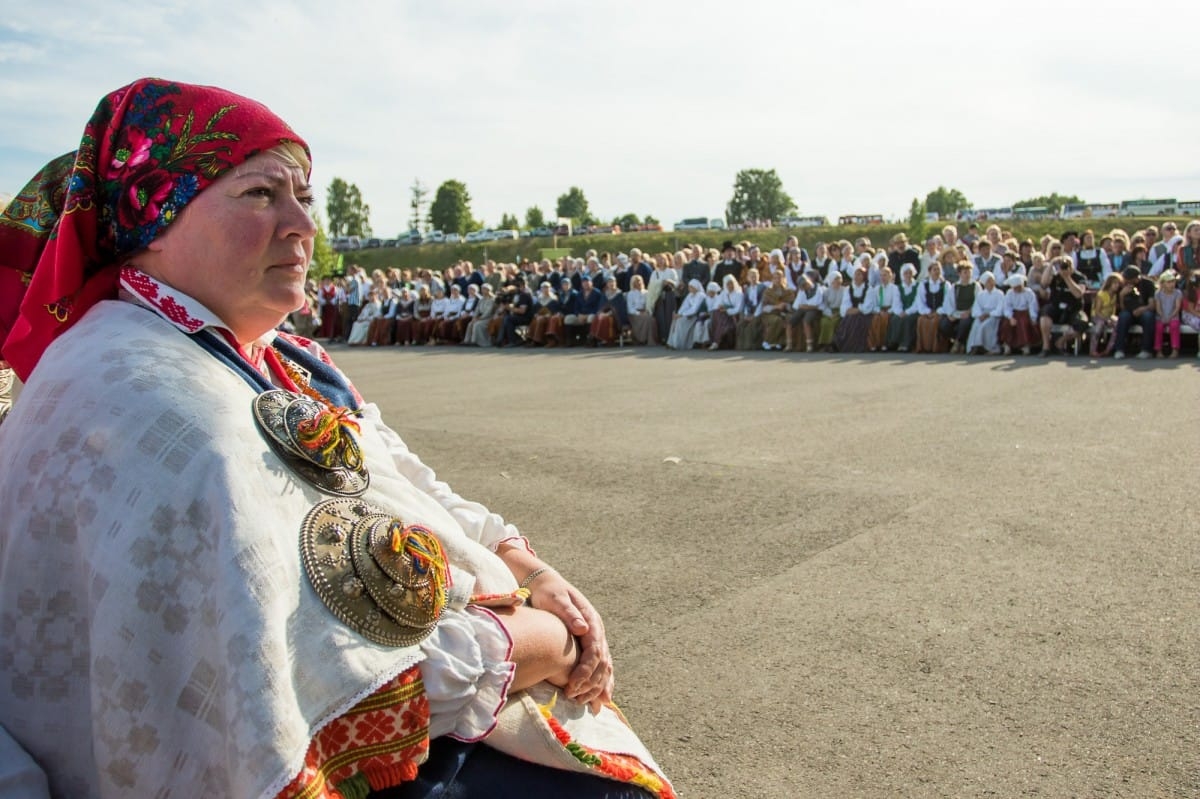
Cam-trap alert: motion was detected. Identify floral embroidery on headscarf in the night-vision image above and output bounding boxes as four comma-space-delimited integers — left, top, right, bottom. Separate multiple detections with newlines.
0, 77, 309, 381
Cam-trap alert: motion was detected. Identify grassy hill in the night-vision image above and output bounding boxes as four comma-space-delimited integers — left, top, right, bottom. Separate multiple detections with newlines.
341, 217, 1193, 273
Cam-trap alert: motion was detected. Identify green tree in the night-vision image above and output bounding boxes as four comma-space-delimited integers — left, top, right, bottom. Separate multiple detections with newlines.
525, 206, 546, 229
309, 210, 338, 278
613, 213, 641, 230
408, 179, 429, 232
556, 186, 591, 225
326, 177, 371, 237
1014, 193, 1083, 215
725, 168, 795, 225
907, 198, 927, 244
499, 212, 520, 230
644, 214, 660, 226
924, 186, 971, 218
429, 179, 474, 235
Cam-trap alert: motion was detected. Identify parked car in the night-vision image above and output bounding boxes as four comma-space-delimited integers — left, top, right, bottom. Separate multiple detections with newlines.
465, 230, 487, 243
528, 226, 553, 238
331, 237, 351, 252
363, 238, 382, 249
444, 233, 461, 243
347, 236, 362, 250
405, 229, 422, 245
491, 229, 519, 240
422, 230, 445, 244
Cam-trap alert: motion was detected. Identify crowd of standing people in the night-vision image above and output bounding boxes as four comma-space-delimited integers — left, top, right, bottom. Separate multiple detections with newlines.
290, 221, 1200, 361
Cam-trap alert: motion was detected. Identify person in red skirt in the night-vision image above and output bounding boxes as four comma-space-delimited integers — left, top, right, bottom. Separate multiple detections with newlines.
1000, 274, 1040, 355
316, 275, 343, 339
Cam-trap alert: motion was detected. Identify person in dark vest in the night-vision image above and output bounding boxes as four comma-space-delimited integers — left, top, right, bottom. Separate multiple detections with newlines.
972, 240, 1001, 282
1074, 230, 1105, 287
915, 262, 949, 353
939, 263, 977, 354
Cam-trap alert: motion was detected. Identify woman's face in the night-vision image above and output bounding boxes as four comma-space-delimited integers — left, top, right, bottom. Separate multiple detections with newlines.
139, 151, 315, 341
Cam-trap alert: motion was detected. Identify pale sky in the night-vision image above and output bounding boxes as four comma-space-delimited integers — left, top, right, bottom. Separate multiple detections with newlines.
3, 0, 1199, 234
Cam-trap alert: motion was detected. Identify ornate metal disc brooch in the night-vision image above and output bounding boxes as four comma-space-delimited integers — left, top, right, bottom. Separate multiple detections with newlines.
301, 497, 450, 647
253, 390, 369, 496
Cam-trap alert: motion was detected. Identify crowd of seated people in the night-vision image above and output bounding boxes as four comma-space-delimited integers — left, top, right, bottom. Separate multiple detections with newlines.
290, 222, 1200, 360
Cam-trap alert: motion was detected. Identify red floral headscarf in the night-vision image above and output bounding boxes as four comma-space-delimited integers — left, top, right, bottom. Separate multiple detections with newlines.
0, 77, 310, 381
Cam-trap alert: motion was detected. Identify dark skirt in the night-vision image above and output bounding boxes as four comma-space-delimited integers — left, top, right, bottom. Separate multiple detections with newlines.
833, 312, 873, 353
710, 309, 738, 349
653, 292, 678, 345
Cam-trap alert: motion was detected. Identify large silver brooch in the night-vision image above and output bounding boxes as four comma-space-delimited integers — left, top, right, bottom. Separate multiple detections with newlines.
253, 390, 369, 496
300, 498, 449, 647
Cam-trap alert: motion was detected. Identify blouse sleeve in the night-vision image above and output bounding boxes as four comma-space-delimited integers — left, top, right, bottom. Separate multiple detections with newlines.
362, 403, 533, 554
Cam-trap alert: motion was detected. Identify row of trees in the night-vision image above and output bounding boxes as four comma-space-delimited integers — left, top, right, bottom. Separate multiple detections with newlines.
325, 173, 1090, 244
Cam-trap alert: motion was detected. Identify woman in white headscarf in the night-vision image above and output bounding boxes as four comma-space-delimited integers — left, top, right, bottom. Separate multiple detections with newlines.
346, 287, 383, 346
464, 284, 498, 347
652, 265, 680, 345
666, 279, 705, 350
708, 275, 743, 350
966, 271, 1005, 354
696, 281, 722, 347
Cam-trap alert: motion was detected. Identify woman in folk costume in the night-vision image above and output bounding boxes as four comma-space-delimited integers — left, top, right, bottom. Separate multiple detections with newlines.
817, 271, 845, 351
833, 264, 875, 353
651, 267, 679, 346
412, 284, 434, 344
708, 274, 742, 350
865, 265, 898, 352
393, 286, 417, 345
436, 284, 466, 344
886, 263, 921, 352
0, 78, 671, 799
914, 261, 950, 354
758, 268, 794, 350
527, 281, 558, 345
317, 274, 343, 338
454, 282, 480, 342
966, 271, 1004, 355
666, 278, 705, 350
787, 270, 824, 353
695, 281, 721, 347
624, 274, 657, 345
463, 284, 498, 347
367, 285, 398, 347
425, 285, 450, 344
735, 267, 765, 350
939, 263, 978, 355
589, 277, 626, 346
1000, 273, 1040, 355
346, 287, 383, 345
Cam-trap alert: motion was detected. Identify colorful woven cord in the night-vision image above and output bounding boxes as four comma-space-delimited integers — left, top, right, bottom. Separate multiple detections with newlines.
390, 523, 450, 617
295, 405, 362, 470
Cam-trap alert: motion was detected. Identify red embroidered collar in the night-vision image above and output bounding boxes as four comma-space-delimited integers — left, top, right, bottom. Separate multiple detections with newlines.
119, 266, 275, 368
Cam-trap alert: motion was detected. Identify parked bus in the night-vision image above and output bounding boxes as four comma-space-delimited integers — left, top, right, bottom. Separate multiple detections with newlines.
1119, 198, 1178, 216
1063, 203, 1119, 219
781, 215, 829, 228
1013, 206, 1052, 220
838, 214, 883, 226
975, 207, 1014, 221
1176, 201, 1200, 216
